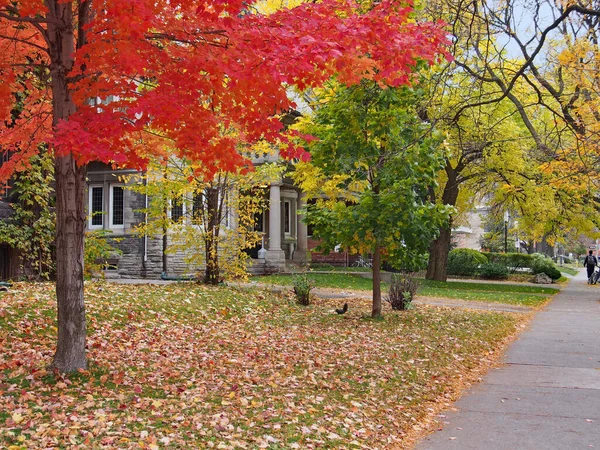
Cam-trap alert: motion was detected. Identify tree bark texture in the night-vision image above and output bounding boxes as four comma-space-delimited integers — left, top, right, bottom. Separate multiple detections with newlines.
204, 187, 220, 285
426, 162, 460, 282
49, 2, 88, 372
426, 224, 453, 281
53, 155, 87, 371
371, 246, 382, 318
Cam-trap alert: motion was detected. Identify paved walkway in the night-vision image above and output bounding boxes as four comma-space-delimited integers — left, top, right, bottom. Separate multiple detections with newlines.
416, 269, 600, 450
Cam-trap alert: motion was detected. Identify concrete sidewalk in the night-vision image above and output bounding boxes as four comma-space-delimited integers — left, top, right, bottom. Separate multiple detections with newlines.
416, 268, 600, 450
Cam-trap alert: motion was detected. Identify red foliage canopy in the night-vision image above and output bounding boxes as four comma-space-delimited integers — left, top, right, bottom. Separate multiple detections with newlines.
0, 0, 449, 180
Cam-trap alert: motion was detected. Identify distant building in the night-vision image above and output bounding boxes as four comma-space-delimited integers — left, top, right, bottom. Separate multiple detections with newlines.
452, 204, 490, 251
85, 160, 313, 278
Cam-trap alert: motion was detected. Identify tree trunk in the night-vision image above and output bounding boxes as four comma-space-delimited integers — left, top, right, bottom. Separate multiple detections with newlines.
371, 246, 382, 318
204, 187, 220, 284
426, 161, 460, 282
162, 170, 168, 274
49, 2, 87, 372
162, 209, 168, 275
426, 224, 453, 281
53, 156, 87, 372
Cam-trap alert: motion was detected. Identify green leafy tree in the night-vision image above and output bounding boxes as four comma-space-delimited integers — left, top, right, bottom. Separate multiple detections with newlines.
0, 152, 55, 279
294, 81, 451, 317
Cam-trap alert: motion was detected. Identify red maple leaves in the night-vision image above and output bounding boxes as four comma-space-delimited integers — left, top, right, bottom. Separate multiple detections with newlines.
1, 0, 450, 178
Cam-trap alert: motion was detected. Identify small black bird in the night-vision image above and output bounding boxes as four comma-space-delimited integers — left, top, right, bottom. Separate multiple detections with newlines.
335, 303, 348, 314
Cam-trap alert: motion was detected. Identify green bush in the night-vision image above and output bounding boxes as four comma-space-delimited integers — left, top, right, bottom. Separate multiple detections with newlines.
531, 253, 561, 280
479, 263, 509, 280
545, 267, 562, 280
481, 252, 534, 273
293, 273, 313, 306
384, 274, 419, 310
84, 231, 122, 277
447, 249, 488, 276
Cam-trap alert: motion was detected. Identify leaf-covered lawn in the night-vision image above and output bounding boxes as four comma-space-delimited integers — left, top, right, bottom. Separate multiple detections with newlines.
1, 282, 526, 449
256, 274, 557, 307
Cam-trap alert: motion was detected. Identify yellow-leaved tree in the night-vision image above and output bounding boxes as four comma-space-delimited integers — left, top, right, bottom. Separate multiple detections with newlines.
128, 158, 284, 283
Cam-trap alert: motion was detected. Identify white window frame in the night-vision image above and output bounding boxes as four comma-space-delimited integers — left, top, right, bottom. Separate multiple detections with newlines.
169, 196, 186, 223
109, 184, 125, 229
88, 185, 104, 230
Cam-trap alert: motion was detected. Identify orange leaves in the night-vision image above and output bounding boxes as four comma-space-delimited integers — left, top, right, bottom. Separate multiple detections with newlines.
1, 0, 449, 180
0, 74, 14, 123
0, 282, 523, 449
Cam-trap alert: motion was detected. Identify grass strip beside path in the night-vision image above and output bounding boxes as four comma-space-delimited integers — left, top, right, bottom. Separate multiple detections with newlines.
256, 274, 557, 307
1, 282, 527, 449
558, 266, 579, 276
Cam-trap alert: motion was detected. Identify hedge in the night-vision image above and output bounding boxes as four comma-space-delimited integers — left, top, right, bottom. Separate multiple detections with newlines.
479, 262, 510, 280
447, 249, 488, 276
481, 252, 534, 273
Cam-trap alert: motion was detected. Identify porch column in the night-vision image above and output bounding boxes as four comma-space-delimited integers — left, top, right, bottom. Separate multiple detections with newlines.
265, 182, 285, 267
293, 191, 309, 262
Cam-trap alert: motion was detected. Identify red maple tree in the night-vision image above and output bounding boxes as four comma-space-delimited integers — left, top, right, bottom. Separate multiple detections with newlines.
0, 0, 449, 372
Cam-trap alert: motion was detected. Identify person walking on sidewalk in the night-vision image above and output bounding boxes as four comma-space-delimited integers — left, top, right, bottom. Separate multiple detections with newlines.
583, 250, 597, 283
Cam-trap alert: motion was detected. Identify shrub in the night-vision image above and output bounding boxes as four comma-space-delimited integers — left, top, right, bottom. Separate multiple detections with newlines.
479, 263, 509, 280
384, 274, 419, 310
531, 253, 561, 280
310, 263, 334, 270
481, 252, 534, 273
84, 231, 122, 277
447, 249, 488, 276
545, 267, 562, 280
292, 273, 313, 306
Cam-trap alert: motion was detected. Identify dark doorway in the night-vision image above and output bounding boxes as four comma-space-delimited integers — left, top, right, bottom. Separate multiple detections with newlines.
244, 211, 265, 259
0, 245, 9, 280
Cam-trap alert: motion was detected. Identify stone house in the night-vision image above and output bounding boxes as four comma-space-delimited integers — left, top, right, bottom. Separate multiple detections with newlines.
86, 160, 312, 278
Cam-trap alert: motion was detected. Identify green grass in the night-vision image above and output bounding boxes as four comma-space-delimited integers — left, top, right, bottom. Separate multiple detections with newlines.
255, 274, 558, 307
0, 281, 526, 449
558, 266, 579, 276
419, 279, 558, 294
261, 272, 382, 290
419, 281, 553, 307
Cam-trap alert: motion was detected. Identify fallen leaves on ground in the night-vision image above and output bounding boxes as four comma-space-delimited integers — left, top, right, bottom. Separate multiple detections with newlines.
0, 282, 527, 449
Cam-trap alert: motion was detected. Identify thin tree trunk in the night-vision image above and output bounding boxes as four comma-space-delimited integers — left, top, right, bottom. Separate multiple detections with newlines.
371, 246, 382, 318
162, 170, 168, 275
204, 187, 220, 284
162, 212, 168, 274
49, 2, 88, 372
